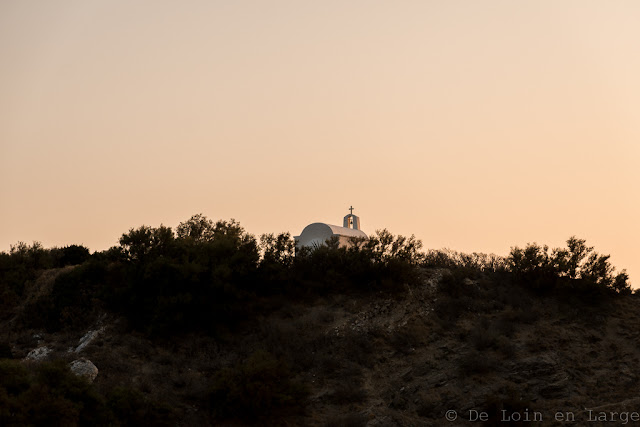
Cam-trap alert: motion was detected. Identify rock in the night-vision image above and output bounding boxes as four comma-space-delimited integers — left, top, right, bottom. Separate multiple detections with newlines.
510, 352, 559, 379
69, 358, 98, 382
25, 346, 52, 361
75, 327, 104, 353
509, 352, 570, 399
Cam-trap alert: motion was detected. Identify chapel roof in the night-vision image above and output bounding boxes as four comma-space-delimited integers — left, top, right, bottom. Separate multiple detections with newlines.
301, 223, 367, 239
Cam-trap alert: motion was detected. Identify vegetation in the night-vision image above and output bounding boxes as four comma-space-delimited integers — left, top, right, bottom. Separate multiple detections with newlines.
0, 359, 172, 426
507, 236, 631, 294
2, 217, 629, 336
0, 214, 634, 424
208, 350, 307, 420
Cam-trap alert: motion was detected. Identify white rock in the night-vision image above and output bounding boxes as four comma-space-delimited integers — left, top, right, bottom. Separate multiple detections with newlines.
75, 327, 104, 353
25, 346, 52, 361
69, 358, 99, 382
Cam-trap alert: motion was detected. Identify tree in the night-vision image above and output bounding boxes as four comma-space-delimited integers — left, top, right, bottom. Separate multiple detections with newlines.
176, 214, 215, 242
565, 236, 593, 279
260, 232, 295, 268
119, 225, 174, 262
507, 236, 631, 294
176, 214, 254, 247
364, 229, 424, 265
53, 245, 91, 267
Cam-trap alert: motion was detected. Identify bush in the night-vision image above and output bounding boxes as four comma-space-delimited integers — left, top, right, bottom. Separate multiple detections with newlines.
434, 295, 466, 326
327, 379, 367, 405
0, 360, 112, 427
424, 249, 506, 273
23, 261, 108, 331
292, 230, 422, 296
468, 317, 499, 351
0, 242, 55, 315
107, 387, 175, 426
437, 269, 473, 298
0, 342, 13, 359
51, 245, 91, 268
1, 242, 95, 328
3, 216, 431, 338
507, 237, 630, 295
209, 350, 308, 420
109, 216, 261, 336
389, 319, 430, 354
258, 232, 296, 293
0, 359, 176, 426
0, 360, 29, 395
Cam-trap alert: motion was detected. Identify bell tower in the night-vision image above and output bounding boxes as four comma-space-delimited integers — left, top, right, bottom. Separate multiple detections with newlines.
343, 206, 361, 230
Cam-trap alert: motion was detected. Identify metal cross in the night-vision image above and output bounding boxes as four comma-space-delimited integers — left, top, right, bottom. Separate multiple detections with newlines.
349, 206, 354, 215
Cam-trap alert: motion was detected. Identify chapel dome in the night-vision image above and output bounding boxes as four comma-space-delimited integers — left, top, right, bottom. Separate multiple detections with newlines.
294, 207, 367, 250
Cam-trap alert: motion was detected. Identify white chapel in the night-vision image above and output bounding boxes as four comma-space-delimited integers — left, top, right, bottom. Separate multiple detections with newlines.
294, 207, 367, 250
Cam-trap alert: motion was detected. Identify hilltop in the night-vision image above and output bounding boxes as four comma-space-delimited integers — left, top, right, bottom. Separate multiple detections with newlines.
0, 215, 636, 426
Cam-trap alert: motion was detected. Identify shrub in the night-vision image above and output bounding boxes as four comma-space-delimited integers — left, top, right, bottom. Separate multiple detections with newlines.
0, 360, 113, 427
342, 331, 376, 367
424, 249, 506, 273
437, 269, 472, 298
434, 295, 466, 326
364, 229, 424, 265
327, 379, 367, 405
209, 350, 308, 420
0, 359, 177, 426
258, 232, 296, 293
0, 241, 56, 315
0, 342, 13, 359
51, 245, 91, 267
468, 317, 499, 351
109, 215, 261, 336
0, 360, 29, 395
23, 261, 107, 331
507, 237, 630, 294
389, 319, 430, 354
107, 387, 175, 426
291, 229, 423, 296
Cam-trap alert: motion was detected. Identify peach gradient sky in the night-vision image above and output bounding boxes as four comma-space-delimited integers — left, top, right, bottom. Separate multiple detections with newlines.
1, 1, 638, 285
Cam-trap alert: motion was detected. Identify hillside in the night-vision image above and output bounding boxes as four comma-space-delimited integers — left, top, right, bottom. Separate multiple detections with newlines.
0, 215, 636, 426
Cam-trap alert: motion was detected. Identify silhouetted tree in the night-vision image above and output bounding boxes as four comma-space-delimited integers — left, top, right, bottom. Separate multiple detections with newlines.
52, 244, 91, 267
176, 213, 215, 242
507, 236, 630, 294
119, 225, 175, 263
260, 232, 295, 268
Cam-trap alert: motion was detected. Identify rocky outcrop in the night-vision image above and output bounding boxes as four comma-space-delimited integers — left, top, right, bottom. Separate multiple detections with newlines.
69, 358, 99, 382
74, 327, 105, 353
508, 352, 570, 399
24, 346, 52, 361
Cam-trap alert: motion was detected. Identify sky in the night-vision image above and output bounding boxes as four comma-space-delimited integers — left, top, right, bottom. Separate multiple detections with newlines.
1, 1, 638, 285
